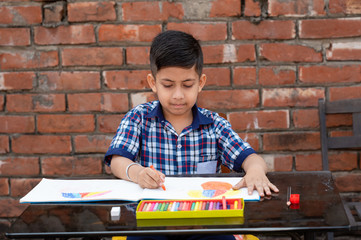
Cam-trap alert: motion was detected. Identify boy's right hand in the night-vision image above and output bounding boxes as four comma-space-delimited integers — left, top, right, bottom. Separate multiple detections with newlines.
137, 167, 165, 189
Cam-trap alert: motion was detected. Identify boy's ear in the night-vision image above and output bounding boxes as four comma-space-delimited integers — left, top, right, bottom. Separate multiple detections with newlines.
198, 74, 207, 92
147, 74, 157, 93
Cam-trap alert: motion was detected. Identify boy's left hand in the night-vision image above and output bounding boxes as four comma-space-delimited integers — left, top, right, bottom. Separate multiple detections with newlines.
232, 154, 279, 197
232, 168, 278, 197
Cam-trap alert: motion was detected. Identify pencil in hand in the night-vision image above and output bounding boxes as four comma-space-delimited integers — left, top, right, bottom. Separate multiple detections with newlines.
150, 165, 166, 191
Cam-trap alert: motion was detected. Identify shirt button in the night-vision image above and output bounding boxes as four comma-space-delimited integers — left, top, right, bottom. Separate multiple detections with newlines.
177, 144, 182, 149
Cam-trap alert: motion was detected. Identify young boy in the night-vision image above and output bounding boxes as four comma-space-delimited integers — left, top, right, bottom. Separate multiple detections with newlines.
104, 30, 278, 240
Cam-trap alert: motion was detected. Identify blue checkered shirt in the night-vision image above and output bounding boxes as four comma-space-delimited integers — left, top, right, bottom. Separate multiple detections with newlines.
104, 101, 256, 174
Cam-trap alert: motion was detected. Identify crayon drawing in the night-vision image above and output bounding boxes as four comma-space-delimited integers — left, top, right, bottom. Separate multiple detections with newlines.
187, 181, 240, 199
61, 190, 112, 199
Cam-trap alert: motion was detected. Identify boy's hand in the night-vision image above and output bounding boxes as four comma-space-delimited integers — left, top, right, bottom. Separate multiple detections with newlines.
232, 167, 278, 197
137, 167, 165, 189
232, 153, 279, 197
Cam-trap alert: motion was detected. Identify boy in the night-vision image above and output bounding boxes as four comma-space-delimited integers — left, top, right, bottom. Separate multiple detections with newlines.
104, 30, 278, 240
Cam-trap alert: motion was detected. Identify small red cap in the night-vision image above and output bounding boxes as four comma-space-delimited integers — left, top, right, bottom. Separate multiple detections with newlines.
290, 194, 300, 204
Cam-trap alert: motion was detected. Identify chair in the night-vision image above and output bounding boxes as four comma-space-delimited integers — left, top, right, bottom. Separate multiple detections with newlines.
318, 98, 361, 238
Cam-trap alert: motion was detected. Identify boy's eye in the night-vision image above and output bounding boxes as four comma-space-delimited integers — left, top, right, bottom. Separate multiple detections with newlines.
163, 84, 173, 88
184, 84, 194, 88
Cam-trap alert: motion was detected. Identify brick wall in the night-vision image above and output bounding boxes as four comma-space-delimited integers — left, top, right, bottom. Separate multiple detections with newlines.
1, 0, 361, 227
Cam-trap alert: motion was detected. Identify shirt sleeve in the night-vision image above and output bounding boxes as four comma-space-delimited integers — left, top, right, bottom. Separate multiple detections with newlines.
104, 108, 142, 166
216, 117, 256, 172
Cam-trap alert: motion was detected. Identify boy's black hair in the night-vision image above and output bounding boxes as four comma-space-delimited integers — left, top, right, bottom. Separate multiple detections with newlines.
149, 30, 203, 78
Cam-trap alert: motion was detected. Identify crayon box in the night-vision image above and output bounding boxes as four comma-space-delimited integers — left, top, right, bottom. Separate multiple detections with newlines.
136, 198, 244, 220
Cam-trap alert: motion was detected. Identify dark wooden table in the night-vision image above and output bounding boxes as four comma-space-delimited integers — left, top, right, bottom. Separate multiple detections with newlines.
6, 171, 351, 240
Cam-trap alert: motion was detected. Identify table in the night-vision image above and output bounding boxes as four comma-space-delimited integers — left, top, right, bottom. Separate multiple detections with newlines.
6, 171, 351, 239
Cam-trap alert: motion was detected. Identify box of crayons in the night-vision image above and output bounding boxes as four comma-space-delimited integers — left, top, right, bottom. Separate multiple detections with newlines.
136, 197, 244, 220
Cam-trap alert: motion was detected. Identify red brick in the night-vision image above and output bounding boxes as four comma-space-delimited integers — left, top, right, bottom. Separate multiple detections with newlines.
233, 67, 257, 86
62, 47, 123, 66
34, 25, 95, 45
0, 72, 34, 90
6, 94, 65, 113
74, 135, 112, 153
295, 153, 322, 171
326, 42, 361, 60
43, 2, 65, 24
329, 0, 361, 14
300, 65, 361, 84
263, 132, 320, 151
209, 0, 241, 17
0, 5, 42, 25
99, 24, 161, 43
229, 110, 289, 131
0, 198, 28, 218
0, 116, 35, 133
262, 88, 325, 107
335, 173, 361, 192
0, 136, 9, 154
38, 114, 95, 133
293, 109, 319, 128
68, 1, 116, 22
38, 71, 100, 91
232, 20, 295, 40
238, 133, 260, 151
259, 67, 296, 86
329, 152, 358, 171
0, 157, 39, 176
299, 18, 361, 38
269, 0, 325, 16
0, 50, 58, 70
122, 2, 184, 21
203, 68, 231, 87
126, 47, 150, 65
198, 89, 259, 110
10, 178, 41, 197
41, 156, 103, 176
68, 93, 129, 112
259, 43, 322, 62
0, 178, 9, 196
203, 44, 255, 64
12, 135, 71, 154
330, 130, 353, 137
329, 86, 361, 101
326, 113, 352, 128
0, 95, 4, 111
263, 154, 293, 172
131, 92, 157, 108
244, 0, 261, 16
168, 22, 227, 41
98, 114, 125, 133
0, 28, 30, 46
104, 70, 149, 90
274, 155, 293, 172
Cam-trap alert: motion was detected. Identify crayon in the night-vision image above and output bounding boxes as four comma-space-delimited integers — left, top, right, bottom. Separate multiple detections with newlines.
222, 196, 227, 210
234, 200, 238, 209
167, 202, 173, 211
142, 203, 148, 212
209, 201, 214, 210
182, 202, 188, 211
205, 201, 210, 210
195, 202, 199, 211
178, 202, 183, 211
163, 202, 169, 211
202, 201, 206, 210
216, 201, 220, 210
139, 202, 146, 211
150, 165, 166, 191
191, 202, 196, 211
149, 203, 155, 211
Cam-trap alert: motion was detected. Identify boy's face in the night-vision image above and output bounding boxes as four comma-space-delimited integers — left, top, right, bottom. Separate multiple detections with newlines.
147, 66, 206, 121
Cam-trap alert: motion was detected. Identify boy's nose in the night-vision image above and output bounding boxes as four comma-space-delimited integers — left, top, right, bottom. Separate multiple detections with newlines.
172, 87, 184, 99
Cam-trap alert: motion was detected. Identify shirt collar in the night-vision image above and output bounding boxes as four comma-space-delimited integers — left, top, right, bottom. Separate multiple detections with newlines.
145, 101, 214, 129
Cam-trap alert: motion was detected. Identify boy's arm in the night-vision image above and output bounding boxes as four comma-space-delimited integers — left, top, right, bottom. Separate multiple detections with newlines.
110, 155, 165, 189
232, 153, 279, 197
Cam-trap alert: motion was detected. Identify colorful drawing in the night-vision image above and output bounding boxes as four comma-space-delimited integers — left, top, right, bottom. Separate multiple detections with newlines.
187, 181, 240, 199
62, 190, 112, 199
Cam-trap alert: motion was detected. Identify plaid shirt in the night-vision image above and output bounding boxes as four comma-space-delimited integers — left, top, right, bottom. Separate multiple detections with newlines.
104, 101, 255, 175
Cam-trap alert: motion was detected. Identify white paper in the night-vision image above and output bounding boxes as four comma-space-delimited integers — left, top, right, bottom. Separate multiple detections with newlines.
20, 177, 260, 204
